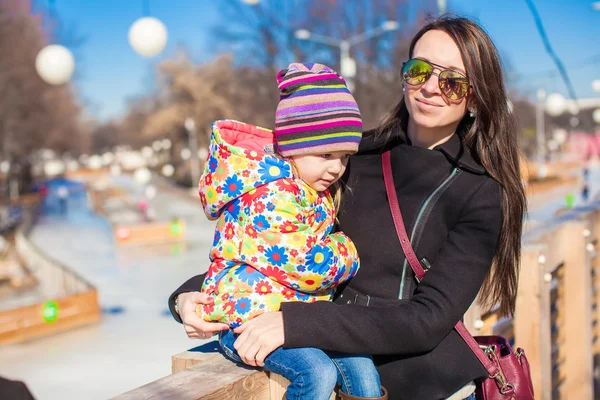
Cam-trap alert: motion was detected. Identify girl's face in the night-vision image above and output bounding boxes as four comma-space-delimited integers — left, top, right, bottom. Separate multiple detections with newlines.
404, 29, 471, 130
290, 151, 352, 192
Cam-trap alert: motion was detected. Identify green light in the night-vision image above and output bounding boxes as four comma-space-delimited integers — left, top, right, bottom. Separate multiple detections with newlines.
42, 300, 59, 323
565, 193, 575, 209
170, 220, 182, 236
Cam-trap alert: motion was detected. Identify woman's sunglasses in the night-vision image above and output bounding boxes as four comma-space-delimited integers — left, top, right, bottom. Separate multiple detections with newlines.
402, 58, 471, 100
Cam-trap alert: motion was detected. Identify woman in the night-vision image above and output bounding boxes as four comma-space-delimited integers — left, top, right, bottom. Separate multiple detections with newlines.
169, 16, 526, 400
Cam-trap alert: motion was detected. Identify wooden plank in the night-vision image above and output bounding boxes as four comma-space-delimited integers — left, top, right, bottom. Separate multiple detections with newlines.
267, 372, 288, 400
115, 353, 270, 400
515, 245, 551, 399
0, 289, 101, 344
172, 343, 336, 400
561, 221, 594, 399
592, 211, 600, 362
172, 342, 223, 373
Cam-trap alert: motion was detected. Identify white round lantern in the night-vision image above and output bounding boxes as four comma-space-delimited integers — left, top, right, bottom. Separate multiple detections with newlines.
35, 45, 75, 85
141, 146, 154, 159
162, 164, 175, 177
128, 17, 168, 57
545, 93, 567, 117
593, 109, 600, 124
88, 155, 103, 170
593, 80, 600, 93
181, 148, 191, 160
134, 167, 152, 185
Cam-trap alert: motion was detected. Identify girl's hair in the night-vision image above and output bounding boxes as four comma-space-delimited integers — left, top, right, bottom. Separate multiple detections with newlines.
375, 16, 526, 317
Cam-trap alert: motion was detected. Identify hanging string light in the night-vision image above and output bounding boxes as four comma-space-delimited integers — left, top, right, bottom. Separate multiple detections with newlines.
128, 0, 168, 57
35, 0, 75, 85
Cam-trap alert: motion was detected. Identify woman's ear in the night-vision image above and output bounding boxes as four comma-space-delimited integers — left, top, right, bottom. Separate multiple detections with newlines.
466, 90, 477, 117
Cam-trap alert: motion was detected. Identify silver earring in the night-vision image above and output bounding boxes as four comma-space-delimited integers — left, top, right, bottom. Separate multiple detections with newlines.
469, 108, 476, 118
402, 86, 405, 93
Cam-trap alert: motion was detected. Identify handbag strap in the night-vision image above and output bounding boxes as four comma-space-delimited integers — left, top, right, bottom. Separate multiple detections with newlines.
381, 150, 499, 378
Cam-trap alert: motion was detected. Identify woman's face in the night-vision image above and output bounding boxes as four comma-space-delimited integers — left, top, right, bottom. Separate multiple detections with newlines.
404, 30, 470, 130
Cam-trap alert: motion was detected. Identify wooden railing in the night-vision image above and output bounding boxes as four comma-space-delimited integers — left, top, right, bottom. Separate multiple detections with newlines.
465, 210, 598, 399
0, 205, 101, 344
116, 207, 600, 400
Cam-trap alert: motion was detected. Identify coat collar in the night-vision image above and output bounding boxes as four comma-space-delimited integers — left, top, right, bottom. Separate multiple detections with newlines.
358, 128, 487, 175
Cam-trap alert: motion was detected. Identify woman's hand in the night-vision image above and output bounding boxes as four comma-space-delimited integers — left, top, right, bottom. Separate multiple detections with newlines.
233, 311, 284, 367
177, 292, 229, 339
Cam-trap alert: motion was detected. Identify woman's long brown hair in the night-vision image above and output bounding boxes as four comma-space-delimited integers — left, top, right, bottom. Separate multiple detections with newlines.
375, 16, 527, 317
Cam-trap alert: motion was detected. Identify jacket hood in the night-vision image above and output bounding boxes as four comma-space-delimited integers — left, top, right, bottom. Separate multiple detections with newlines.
199, 120, 295, 220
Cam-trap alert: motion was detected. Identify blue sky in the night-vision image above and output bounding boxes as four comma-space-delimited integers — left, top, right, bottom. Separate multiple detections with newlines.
41, 0, 600, 121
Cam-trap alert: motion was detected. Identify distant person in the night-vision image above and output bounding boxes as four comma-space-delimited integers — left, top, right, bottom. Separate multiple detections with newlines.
187, 63, 385, 400
138, 200, 149, 222
582, 183, 590, 203
56, 185, 69, 214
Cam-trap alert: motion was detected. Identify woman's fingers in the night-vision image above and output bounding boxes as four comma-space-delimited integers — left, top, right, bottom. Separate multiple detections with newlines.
184, 313, 228, 337
254, 347, 271, 367
190, 291, 214, 305
238, 338, 263, 366
178, 291, 228, 339
233, 312, 285, 366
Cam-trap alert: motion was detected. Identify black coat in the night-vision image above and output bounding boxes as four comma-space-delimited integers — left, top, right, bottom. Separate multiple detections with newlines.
169, 129, 503, 400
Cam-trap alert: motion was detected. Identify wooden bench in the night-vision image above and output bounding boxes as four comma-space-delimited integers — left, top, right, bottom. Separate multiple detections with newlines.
112, 341, 337, 400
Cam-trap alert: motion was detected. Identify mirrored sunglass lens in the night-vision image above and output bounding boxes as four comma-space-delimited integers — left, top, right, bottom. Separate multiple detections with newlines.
403, 60, 431, 85
439, 71, 469, 99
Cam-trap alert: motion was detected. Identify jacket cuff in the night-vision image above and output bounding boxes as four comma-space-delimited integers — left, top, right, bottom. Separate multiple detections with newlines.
280, 301, 329, 349
167, 273, 207, 323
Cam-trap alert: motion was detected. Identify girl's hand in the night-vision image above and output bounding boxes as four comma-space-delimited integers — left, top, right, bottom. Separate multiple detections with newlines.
233, 311, 284, 367
177, 292, 229, 339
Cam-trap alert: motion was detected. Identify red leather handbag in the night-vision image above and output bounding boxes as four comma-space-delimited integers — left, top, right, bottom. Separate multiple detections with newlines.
382, 151, 535, 400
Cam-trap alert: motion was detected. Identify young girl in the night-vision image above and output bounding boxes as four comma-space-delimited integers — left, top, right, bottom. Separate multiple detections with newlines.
197, 64, 386, 400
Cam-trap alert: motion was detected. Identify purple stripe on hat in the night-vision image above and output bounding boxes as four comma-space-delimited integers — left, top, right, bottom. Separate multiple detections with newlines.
277, 101, 360, 116
275, 120, 363, 135
278, 136, 362, 151
276, 107, 360, 121
279, 73, 340, 90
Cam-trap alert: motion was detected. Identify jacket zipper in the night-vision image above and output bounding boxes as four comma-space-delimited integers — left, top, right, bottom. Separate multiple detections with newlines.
398, 168, 461, 299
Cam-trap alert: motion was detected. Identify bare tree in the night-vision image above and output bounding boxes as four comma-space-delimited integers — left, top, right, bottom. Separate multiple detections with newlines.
206, 0, 436, 129
0, 5, 87, 161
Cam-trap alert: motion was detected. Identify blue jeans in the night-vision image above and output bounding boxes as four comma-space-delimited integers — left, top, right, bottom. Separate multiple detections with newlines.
219, 330, 382, 399
463, 392, 476, 400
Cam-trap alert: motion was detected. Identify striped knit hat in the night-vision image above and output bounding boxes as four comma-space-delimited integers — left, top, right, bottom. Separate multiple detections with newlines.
274, 63, 362, 157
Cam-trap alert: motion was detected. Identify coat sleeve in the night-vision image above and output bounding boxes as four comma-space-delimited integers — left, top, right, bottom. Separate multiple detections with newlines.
280, 178, 502, 355
244, 181, 359, 294
167, 273, 206, 323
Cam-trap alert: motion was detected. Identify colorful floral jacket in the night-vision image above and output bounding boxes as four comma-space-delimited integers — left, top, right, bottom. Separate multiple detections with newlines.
198, 120, 359, 327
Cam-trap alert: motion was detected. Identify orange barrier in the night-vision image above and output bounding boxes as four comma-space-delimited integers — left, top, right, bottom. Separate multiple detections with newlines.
114, 220, 185, 246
